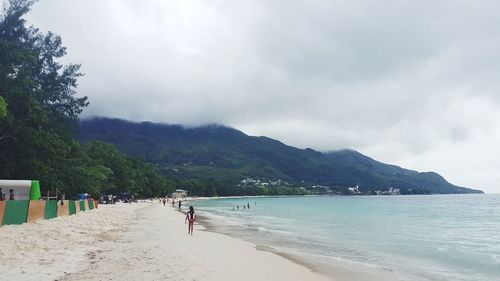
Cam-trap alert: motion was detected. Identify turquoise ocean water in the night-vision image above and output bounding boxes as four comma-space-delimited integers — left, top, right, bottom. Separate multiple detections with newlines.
192, 195, 500, 281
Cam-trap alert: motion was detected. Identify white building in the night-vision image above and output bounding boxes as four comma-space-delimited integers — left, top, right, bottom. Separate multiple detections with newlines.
172, 189, 188, 199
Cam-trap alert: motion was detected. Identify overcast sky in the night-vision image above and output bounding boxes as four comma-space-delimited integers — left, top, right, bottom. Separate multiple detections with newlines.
24, 0, 500, 193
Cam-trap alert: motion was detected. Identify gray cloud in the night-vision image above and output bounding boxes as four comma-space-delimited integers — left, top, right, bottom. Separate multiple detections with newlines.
25, 0, 500, 192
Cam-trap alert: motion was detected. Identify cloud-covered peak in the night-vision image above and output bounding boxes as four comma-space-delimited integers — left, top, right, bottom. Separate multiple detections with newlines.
26, 0, 500, 192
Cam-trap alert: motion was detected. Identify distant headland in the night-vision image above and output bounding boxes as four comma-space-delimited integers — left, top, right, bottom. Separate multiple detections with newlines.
78, 117, 483, 196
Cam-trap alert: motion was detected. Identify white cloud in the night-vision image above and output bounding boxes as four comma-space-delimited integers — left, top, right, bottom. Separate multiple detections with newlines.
25, 0, 500, 192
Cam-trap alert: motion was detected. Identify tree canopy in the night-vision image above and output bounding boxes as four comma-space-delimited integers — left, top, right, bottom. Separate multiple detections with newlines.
0, 0, 176, 199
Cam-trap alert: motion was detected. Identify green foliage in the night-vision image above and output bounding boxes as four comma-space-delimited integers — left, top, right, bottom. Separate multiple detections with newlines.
0, 0, 178, 199
0, 0, 84, 194
0, 1, 87, 136
0, 96, 6, 118
81, 141, 176, 198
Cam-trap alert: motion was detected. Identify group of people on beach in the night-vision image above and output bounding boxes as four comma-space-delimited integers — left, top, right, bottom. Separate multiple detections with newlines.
159, 196, 196, 234
102, 193, 135, 204
159, 197, 182, 210
162, 199, 256, 235
0, 188, 15, 201
233, 202, 255, 210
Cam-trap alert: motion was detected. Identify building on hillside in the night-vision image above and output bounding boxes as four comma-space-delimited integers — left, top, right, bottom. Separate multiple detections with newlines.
374, 187, 401, 195
172, 189, 188, 199
348, 185, 361, 195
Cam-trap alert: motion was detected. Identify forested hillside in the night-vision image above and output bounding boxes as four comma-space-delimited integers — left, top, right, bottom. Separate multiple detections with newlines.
79, 117, 483, 195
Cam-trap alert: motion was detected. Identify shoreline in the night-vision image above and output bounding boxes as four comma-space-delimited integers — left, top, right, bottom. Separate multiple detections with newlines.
190, 203, 400, 281
175, 205, 339, 279
187, 193, 489, 202
0, 200, 402, 280
189, 194, 500, 281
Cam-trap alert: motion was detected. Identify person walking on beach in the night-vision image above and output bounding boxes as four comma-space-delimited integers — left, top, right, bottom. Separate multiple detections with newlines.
185, 206, 197, 235
162, 198, 166, 206
178, 200, 182, 210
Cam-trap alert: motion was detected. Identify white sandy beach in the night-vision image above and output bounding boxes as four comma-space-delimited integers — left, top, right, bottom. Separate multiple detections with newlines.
0, 202, 397, 281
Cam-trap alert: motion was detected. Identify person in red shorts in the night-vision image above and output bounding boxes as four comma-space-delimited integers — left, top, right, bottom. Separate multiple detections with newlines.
185, 206, 197, 235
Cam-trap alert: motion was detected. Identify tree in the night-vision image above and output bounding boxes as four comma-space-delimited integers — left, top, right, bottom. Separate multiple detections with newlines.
0, 96, 6, 118
58, 141, 113, 198
0, 0, 88, 193
82, 141, 134, 195
0, 1, 180, 199
1, 0, 88, 133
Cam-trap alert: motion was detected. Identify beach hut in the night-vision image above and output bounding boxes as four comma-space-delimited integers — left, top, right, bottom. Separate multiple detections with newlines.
0, 180, 41, 200
172, 189, 188, 199
0, 180, 41, 225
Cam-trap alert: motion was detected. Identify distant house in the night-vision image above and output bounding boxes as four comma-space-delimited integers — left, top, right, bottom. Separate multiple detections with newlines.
172, 189, 188, 199
375, 187, 400, 195
348, 185, 361, 195
388, 187, 400, 195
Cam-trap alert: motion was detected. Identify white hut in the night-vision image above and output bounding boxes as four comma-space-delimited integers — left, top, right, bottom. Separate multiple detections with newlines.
172, 189, 188, 199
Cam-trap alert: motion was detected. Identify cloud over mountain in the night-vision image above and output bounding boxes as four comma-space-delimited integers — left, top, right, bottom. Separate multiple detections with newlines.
25, 0, 500, 192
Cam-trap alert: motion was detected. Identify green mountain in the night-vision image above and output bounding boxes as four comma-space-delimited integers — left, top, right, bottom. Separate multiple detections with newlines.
77, 117, 482, 195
